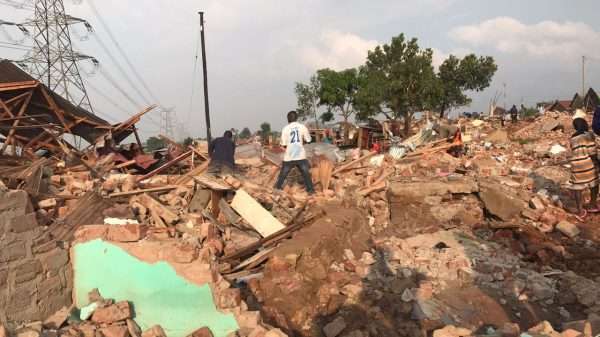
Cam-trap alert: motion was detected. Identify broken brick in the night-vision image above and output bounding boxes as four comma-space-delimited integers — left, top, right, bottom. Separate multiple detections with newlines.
100, 325, 130, 337
141, 325, 166, 337
106, 224, 147, 242
91, 301, 132, 324
187, 327, 214, 337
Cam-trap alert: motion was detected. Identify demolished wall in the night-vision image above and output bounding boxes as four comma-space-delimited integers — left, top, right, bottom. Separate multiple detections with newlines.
0, 190, 72, 323
71, 226, 240, 337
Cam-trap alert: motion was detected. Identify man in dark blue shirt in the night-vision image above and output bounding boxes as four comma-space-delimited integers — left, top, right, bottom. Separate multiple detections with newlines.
208, 130, 236, 175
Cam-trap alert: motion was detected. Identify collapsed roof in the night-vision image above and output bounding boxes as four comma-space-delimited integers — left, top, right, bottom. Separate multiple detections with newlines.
0, 60, 136, 154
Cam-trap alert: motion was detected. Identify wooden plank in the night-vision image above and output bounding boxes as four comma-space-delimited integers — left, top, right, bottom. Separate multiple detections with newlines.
136, 150, 192, 182
230, 189, 285, 237
175, 161, 209, 185
221, 205, 312, 263
137, 193, 179, 225
39, 86, 71, 133
194, 174, 232, 191
188, 145, 209, 160
219, 198, 242, 225
112, 105, 157, 133
1, 92, 33, 154
0, 81, 38, 92
211, 190, 222, 218
316, 156, 334, 191
108, 185, 178, 198
230, 247, 275, 272
115, 159, 136, 169
332, 152, 377, 175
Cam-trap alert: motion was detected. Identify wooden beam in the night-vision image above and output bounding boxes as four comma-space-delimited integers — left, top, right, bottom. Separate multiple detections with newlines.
132, 125, 144, 153
188, 145, 209, 161
0, 124, 60, 130
108, 185, 178, 198
0, 96, 16, 119
113, 105, 157, 133
136, 150, 192, 182
0, 81, 38, 92
39, 86, 71, 133
27, 118, 84, 152
1, 92, 33, 154
0, 114, 48, 122
332, 152, 377, 175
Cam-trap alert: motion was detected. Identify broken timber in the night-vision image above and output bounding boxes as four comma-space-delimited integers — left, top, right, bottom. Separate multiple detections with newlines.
230, 189, 285, 237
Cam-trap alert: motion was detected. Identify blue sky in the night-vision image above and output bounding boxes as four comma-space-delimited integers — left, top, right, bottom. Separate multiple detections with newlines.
1, 0, 599, 140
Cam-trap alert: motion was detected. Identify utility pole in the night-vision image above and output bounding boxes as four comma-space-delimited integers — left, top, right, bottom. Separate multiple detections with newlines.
198, 11, 212, 144
503, 83, 507, 109
582, 55, 586, 96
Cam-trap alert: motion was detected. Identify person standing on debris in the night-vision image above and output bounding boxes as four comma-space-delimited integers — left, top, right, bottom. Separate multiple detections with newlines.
509, 105, 518, 123
568, 116, 599, 220
208, 130, 236, 175
274, 110, 315, 194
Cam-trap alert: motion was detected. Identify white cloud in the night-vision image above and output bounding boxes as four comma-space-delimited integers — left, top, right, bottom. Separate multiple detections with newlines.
450, 17, 600, 59
300, 31, 379, 71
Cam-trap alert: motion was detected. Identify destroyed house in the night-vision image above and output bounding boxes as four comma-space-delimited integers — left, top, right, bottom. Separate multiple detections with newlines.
583, 88, 600, 111
570, 93, 584, 110
547, 99, 571, 112
0, 60, 136, 155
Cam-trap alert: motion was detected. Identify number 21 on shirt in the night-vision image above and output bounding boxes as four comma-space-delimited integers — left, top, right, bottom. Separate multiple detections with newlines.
290, 129, 300, 144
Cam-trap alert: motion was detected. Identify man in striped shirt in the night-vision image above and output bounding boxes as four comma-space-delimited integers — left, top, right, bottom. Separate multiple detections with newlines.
569, 116, 599, 220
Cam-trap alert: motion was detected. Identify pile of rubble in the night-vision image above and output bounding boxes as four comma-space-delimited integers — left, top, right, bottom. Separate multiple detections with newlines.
3, 110, 600, 337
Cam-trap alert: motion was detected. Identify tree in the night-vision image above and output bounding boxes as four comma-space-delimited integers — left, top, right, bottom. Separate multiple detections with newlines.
358, 34, 438, 135
182, 137, 194, 148
260, 122, 271, 140
145, 136, 165, 152
320, 111, 334, 124
436, 54, 497, 118
295, 75, 321, 127
239, 127, 252, 139
317, 68, 360, 124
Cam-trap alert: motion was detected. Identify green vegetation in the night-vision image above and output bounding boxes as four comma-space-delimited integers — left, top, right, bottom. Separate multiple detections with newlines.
239, 127, 252, 139
145, 136, 166, 152
294, 33, 498, 136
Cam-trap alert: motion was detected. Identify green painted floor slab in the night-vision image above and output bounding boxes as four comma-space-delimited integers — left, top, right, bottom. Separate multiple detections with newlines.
73, 239, 238, 337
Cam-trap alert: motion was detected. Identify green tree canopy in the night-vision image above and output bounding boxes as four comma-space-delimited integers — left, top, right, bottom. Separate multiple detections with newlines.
182, 137, 194, 148
320, 111, 334, 124
436, 54, 497, 117
260, 122, 271, 140
317, 68, 360, 124
295, 75, 321, 127
358, 34, 438, 135
145, 136, 166, 152
239, 127, 252, 139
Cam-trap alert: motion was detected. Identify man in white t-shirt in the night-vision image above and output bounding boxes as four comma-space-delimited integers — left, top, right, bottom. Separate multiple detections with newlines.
274, 110, 315, 194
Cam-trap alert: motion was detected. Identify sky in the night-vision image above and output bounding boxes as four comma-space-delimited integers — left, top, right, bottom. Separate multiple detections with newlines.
1, 0, 599, 141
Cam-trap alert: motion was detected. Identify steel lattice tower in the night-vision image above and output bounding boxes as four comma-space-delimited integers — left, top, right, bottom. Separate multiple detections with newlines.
19, 0, 96, 112
161, 107, 175, 138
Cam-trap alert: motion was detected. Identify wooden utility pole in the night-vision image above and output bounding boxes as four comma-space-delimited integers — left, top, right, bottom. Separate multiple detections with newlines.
199, 11, 212, 144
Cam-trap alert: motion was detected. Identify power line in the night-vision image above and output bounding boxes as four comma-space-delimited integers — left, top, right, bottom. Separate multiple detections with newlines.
83, 77, 132, 116
87, 0, 161, 105
83, 74, 163, 129
96, 65, 143, 109
87, 33, 152, 105
0, 0, 33, 10
0, 43, 32, 51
